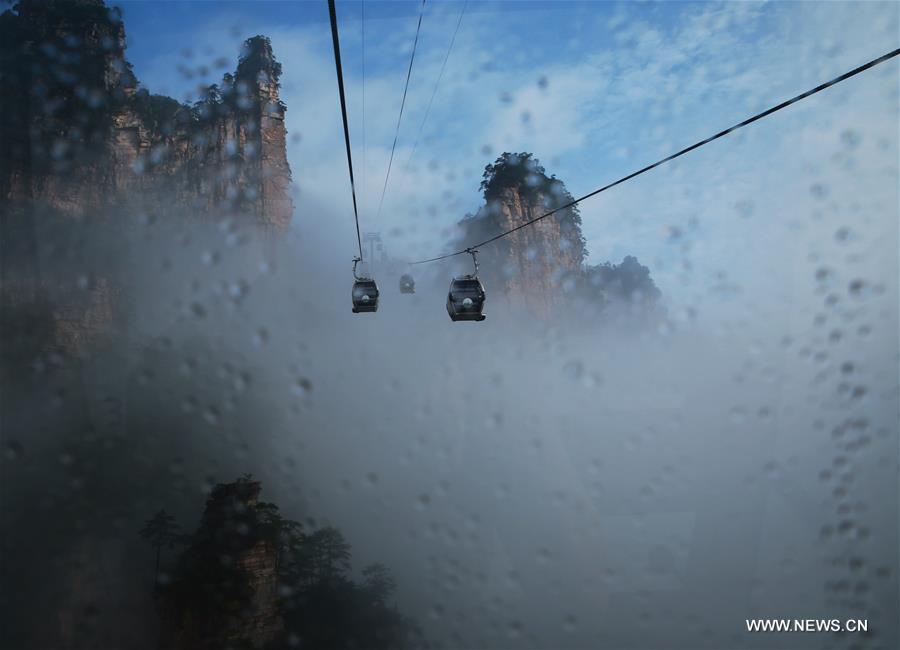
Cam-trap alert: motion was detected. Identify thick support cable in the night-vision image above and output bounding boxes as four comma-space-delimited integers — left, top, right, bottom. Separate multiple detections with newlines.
328, 0, 363, 260
361, 0, 366, 227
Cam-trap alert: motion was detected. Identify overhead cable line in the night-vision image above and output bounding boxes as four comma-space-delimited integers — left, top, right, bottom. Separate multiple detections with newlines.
328, 0, 363, 259
405, 0, 468, 171
361, 0, 367, 228
410, 47, 900, 265
375, 0, 427, 223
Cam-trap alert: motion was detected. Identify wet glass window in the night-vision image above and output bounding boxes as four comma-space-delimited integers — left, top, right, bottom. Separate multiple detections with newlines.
0, 1, 897, 649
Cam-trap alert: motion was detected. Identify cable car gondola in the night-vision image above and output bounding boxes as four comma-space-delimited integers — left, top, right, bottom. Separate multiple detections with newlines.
447, 249, 486, 322
399, 273, 415, 294
351, 257, 379, 314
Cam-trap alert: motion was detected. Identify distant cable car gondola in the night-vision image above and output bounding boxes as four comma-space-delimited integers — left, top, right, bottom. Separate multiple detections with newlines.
399, 273, 415, 294
447, 249, 486, 322
351, 257, 379, 313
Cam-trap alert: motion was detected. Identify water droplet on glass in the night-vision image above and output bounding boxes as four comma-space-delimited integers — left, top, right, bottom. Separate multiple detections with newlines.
292, 378, 312, 397
810, 184, 828, 200
4, 441, 24, 461
253, 328, 269, 347
840, 129, 861, 150
563, 360, 584, 381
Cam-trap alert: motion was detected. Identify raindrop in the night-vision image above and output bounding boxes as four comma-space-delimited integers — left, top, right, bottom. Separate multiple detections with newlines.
203, 407, 219, 425
253, 328, 269, 347
840, 129, 861, 149
734, 199, 754, 219
647, 544, 674, 574
848, 278, 866, 297
837, 519, 855, 537
182, 396, 197, 413
810, 183, 828, 200
485, 412, 502, 429
729, 405, 747, 424
814, 267, 832, 284
563, 360, 584, 381
228, 281, 248, 302
292, 378, 312, 397
4, 440, 24, 461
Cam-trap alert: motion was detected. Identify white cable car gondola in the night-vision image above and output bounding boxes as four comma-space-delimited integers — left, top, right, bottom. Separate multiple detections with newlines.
447, 249, 486, 322
399, 273, 415, 294
351, 257, 379, 314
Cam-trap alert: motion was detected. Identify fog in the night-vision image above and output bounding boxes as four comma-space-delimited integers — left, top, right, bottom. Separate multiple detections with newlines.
3, 147, 897, 648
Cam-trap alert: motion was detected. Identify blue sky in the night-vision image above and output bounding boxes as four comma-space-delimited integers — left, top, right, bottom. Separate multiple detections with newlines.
115, 0, 898, 314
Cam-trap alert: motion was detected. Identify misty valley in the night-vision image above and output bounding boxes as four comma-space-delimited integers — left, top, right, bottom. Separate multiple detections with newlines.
0, 1, 898, 650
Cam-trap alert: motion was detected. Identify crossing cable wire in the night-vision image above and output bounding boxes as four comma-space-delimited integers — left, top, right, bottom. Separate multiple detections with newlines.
375, 0, 427, 223
328, 0, 363, 260
410, 46, 900, 265
405, 0, 468, 171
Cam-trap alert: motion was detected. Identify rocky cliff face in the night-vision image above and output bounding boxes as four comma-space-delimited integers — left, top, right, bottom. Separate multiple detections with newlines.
0, 0, 292, 228
455, 152, 663, 323
455, 153, 586, 317
162, 479, 284, 650
0, 0, 293, 356
488, 185, 585, 310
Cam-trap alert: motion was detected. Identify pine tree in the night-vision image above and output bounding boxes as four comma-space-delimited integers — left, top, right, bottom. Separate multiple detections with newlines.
139, 509, 181, 584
